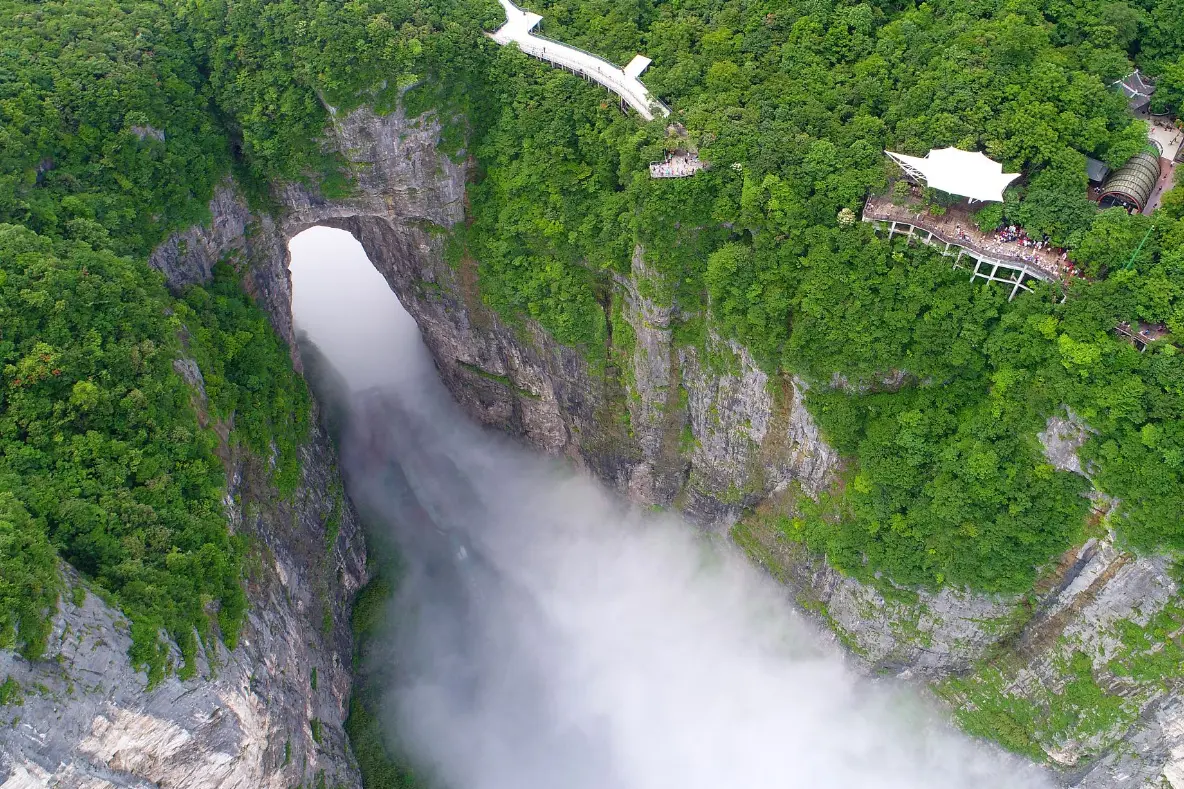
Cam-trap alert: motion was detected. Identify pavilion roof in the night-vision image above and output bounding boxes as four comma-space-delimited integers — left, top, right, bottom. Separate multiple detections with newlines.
1113, 70, 1155, 110
885, 147, 1020, 203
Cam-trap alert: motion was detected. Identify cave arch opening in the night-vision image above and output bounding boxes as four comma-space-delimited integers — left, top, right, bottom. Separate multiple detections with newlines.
287, 225, 429, 392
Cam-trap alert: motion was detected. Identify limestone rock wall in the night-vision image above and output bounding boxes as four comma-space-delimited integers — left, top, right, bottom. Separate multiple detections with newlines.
9, 100, 1180, 789
0, 418, 366, 789
142, 105, 1184, 789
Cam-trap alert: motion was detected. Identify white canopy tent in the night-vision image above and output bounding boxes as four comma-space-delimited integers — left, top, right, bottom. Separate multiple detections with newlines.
885, 147, 1020, 203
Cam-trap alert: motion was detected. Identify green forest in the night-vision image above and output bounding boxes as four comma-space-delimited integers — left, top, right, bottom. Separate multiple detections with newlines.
3, 0, 1184, 712
0, 0, 309, 679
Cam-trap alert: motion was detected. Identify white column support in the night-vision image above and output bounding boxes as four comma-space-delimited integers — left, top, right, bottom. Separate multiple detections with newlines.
862, 202, 1057, 301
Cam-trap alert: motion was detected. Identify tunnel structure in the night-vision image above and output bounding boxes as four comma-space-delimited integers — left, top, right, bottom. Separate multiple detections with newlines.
1098, 151, 1161, 211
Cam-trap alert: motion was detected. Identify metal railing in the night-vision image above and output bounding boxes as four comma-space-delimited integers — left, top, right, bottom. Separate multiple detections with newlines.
863, 210, 1057, 283
490, 17, 669, 118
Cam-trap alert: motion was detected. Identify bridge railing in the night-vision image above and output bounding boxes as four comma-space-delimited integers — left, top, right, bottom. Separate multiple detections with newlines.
862, 204, 1059, 281
496, 27, 669, 117
531, 40, 660, 108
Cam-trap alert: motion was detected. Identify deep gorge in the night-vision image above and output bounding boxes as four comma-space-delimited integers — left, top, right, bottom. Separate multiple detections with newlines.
2, 103, 1177, 788
4, 0, 1184, 786
288, 223, 1055, 789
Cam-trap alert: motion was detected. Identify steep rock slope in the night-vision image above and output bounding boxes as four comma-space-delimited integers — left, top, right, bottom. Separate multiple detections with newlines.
28, 102, 1178, 789
0, 402, 367, 789
250, 104, 1179, 789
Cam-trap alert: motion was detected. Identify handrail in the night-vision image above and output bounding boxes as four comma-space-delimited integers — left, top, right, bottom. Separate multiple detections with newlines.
863, 208, 1057, 281
529, 31, 622, 72
527, 41, 658, 108
489, 0, 669, 119
528, 33, 671, 113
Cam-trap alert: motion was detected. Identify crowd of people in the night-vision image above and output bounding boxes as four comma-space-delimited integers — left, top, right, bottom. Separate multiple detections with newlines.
975, 222, 1070, 278
868, 193, 1088, 283
649, 153, 705, 178
982, 224, 1086, 280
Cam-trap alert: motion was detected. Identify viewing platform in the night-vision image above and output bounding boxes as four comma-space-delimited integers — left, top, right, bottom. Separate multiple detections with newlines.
863, 196, 1061, 300
650, 151, 705, 178
489, 0, 671, 121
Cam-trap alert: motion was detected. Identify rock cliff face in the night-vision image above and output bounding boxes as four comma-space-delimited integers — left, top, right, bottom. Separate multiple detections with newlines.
146, 103, 1184, 789
148, 103, 842, 534
0, 409, 367, 789
7, 102, 1180, 789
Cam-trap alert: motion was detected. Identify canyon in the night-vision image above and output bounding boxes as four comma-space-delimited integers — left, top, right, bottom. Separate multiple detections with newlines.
2, 103, 1181, 789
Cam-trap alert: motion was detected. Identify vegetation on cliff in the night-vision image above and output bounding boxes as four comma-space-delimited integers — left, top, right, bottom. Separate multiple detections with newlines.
0, 0, 309, 677
421, 0, 1184, 594
345, 576, 423, 789
0, 221, 308, 679
4, 0, 1184, 746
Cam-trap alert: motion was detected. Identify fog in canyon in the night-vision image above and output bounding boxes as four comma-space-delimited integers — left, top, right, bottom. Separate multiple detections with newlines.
287, 226, 1052, 789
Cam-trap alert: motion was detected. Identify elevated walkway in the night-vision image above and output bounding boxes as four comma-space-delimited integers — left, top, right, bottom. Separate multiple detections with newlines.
1116, 322, 1168, 352
863, 197, 1058, 300
489, 0, 670, 121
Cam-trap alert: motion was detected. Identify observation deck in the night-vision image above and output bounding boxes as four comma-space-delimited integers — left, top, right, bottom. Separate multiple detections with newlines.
649, 151, 705, 178
488, 0, 670, 121
863, 196, 1060, 300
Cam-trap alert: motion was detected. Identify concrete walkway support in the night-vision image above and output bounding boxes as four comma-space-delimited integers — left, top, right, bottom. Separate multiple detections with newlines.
489, 0, 670, 121
864, 214, 1055, 301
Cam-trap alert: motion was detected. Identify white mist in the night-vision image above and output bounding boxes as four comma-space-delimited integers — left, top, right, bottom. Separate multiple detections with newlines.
288, 227, 1052, 789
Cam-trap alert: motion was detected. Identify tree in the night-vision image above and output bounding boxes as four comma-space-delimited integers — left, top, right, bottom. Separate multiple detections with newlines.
0, 492, 58, 660
1074, 208, 1158, 277
1014, 150, 1099, 246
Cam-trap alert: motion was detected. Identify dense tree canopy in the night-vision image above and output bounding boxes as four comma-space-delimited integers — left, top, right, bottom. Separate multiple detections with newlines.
0, 0, 226, 255
0, 223, 307, 679
0, 0, 310, 677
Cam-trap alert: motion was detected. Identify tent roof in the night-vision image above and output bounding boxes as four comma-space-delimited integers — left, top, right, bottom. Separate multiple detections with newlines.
885, 147, 1020, 203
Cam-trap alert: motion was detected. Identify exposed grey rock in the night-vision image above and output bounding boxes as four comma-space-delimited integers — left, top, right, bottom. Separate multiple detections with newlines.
936, 536, 1184, 789
172, 357, 206, 397
818, 565, 1020, 674
619, 246, 686, 504
1040, 409, 1094, 476
149, 186, 261, 290
828, 368, 909, 393
130, 125, 165, 142
0, 417, 366, 789
675, 337, 838, 530
19, 99, 1175, 789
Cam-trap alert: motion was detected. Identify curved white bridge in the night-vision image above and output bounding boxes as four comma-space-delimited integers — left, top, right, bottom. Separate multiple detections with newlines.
489, 0, 670, 121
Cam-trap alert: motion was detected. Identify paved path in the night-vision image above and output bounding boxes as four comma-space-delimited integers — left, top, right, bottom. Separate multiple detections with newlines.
489, 0, 669, 121
1144, 157, 1177, 215
1148, 122, 1183, 162
864, 196, 1067, 282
